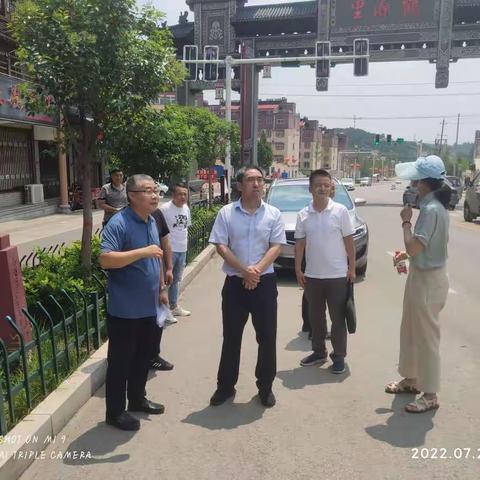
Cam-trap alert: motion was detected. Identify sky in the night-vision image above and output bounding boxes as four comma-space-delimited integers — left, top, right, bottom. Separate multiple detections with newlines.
140, 0, 480, 145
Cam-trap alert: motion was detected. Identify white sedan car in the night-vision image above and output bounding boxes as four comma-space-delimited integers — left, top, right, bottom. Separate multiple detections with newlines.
341, 178, 355, 191
155, 182, 169, 197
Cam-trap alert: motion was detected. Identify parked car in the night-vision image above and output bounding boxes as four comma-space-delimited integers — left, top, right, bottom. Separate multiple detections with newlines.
463, 171, 480, 222
188, 179, 208, 206
341, 177, 355, 191
446, 176, 463, 200
403, 178, 460, 210
265, 178, 369, 276
360, 177, 372, 187
155, 181, 169, 197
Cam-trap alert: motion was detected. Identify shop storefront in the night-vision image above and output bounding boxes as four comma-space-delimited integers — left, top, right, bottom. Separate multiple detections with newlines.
0, 73, 61, 210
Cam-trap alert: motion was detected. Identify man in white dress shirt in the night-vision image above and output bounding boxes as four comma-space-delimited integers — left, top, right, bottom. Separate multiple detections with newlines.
209, 166, 286, 408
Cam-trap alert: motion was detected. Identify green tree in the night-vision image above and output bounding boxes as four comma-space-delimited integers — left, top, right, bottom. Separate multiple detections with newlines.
257, 131, 273, 172
105, 105, 196, 180
11, 0, 184, 274
106, 105, 237, 182
184, 107, 232, 168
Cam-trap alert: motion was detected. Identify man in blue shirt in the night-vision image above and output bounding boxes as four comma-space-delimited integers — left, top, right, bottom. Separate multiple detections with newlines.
209, 166, 286, 408
100, 174, 168, 431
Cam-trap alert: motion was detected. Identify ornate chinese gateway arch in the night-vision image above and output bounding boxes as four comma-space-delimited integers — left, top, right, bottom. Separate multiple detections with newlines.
170, 0, 480, 163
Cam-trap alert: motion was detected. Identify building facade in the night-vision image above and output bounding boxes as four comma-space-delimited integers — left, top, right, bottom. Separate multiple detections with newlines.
0, 2, 71, 219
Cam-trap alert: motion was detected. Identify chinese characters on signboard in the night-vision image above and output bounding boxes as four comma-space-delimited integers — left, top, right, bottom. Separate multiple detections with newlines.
335, 0, 434, 29
0, 76, 58, 126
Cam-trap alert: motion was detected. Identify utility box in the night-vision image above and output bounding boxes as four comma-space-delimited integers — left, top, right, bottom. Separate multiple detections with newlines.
24, 184, 45, 204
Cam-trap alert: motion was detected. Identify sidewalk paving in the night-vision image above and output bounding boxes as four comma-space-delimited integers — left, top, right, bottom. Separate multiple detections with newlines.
0, 210, 104, 257
16, 251, 480, 480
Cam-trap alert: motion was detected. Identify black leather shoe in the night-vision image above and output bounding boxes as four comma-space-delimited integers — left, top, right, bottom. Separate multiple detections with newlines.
106, 412, 140, 431
128, 399, 165, 414
150, 356, 174, 371
259, 390, 276, 408
210, 387, 236, 406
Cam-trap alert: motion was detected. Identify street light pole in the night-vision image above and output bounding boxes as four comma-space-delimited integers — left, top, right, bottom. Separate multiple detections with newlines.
224, 55, 233, 198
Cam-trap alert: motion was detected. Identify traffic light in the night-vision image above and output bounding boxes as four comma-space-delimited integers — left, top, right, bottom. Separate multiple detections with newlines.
374, 134, 380, 145
183, 45, 198, 80
315, 41, 331, 79
353, 38, 369, 77
204, 45, 219, 81
386, 134, 392, 144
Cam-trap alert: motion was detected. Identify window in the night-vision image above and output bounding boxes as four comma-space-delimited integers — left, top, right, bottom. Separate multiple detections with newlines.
303, 152, 310, 159
275, 130, 285, 138
158, 96, 176, 105
267, 183, 353, 212
275, 143, 285, 150
303, 162, 310, 169
274, 155, 284, 162
276, 118, 285, 126
304, 142, 311, 149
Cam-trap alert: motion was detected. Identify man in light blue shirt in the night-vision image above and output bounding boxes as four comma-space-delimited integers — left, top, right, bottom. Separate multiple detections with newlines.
209, 166, 286, 408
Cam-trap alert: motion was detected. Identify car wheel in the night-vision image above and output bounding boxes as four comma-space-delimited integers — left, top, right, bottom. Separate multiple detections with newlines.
356, 263, 367, 277
464, 202, 475, 222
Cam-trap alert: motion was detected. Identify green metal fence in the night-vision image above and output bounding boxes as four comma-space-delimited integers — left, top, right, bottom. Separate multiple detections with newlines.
0, 283, 107, 435
0, 214, 218, 435
187, 217, 216, 264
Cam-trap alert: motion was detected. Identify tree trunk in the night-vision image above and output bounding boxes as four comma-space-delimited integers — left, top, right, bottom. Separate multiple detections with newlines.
79, 120, 93, 280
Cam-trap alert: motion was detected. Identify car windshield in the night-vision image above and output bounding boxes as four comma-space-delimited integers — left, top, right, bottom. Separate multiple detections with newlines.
268, 183, 353, 212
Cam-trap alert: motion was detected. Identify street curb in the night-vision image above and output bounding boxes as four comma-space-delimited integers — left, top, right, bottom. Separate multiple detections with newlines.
0, 245, 216, 480
179, 244, 216, 295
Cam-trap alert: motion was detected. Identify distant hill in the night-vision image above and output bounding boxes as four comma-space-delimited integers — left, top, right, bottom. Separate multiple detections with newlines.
334, 128, 474, 164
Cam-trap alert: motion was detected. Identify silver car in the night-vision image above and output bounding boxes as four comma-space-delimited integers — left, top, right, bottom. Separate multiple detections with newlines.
265, 178, 369, 276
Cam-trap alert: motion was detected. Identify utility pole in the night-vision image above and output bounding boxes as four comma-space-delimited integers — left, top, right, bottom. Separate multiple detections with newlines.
454, 113, 460, 177
352, 145, 359, 182
439, 118, 445, 156
224, 55, 232, 198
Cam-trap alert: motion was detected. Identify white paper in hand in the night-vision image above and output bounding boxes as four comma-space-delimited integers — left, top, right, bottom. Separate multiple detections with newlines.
156, 303, 169, 328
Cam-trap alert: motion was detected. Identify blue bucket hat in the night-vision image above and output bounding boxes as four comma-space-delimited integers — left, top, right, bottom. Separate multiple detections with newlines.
395, 155, 446, 181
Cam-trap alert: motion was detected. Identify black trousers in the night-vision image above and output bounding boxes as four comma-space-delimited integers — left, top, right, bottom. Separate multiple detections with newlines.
217, 274, 278, 392
105, 314, 156, 418
302, 292, 311, 333
150, 325, 164, 360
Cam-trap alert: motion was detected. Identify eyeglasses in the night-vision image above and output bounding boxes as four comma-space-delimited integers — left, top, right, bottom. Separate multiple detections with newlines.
245, 177, 265, 184
128, 189, 161, 196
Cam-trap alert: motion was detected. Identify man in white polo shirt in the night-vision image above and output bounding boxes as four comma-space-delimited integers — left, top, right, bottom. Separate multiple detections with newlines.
294, 169, 355, 374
